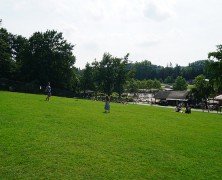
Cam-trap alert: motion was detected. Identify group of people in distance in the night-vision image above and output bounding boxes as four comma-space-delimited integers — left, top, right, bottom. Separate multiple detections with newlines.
45, 82, 194, 114
175, 104, 191, 114
43, 81, 111, 113
44, 83, 194, 114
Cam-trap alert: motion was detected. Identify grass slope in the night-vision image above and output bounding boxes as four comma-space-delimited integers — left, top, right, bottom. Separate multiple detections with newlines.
0, 91, 222, 179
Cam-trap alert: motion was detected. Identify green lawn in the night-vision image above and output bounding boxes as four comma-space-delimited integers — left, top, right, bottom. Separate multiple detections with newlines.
0, 91, 222, 179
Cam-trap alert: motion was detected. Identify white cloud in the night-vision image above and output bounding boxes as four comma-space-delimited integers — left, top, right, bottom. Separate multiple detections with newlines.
137, 40, 160, 48
143, 3, 171, 21
1, 0, 222, 68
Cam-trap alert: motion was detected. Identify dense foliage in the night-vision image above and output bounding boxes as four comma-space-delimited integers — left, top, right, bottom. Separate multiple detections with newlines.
80, 53, 130, 97
208, 45, 222, 93
131, 60, 209, 82
0, 28, 76, 92
1, 27, 222, 98
173, 76, 187, 90
190, 75, 213, 102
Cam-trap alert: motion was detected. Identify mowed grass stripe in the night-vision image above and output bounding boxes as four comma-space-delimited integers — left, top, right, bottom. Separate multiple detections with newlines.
0, 91, 222, 179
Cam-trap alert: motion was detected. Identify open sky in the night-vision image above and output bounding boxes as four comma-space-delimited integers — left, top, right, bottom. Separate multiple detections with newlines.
1, 0, 222, 69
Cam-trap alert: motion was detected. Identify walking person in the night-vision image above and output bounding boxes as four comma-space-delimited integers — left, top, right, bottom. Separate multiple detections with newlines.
104, 95, 110, 113
45, 82, 52, 101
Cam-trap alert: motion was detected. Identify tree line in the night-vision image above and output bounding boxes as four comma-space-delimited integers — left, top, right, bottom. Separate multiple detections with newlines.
1, 27, 222, 100
131, 60, 209, 82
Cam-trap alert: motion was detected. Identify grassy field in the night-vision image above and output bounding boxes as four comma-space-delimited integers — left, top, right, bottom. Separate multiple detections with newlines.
0, 91, 222, 179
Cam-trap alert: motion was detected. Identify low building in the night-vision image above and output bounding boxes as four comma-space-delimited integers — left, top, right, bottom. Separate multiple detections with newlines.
154, 91, 189, 106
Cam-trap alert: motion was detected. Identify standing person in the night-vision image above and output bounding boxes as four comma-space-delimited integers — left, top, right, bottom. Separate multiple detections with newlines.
104, 95, 110, 113
45, 82, 51, 101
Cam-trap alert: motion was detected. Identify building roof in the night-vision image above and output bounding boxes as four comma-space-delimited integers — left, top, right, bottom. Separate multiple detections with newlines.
167, 91, 189, 100
215, 95, 222, 100
154, 91, 189, 101
154, 91, 171, 99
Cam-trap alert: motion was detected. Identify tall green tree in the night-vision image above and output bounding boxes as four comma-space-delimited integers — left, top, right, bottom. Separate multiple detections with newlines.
208, 45, 222, 93
113, 53, 129, 98
173, 76, 187, 90
80, 62, 94, 94
133, 60, 153, 80
98, 53, 115, 95
181, 60, 208, 80
91, 59, 100, 98
164, 76, 174, 84
192, 74, 212, 102
21, 30, 76, 90
90, 53, 129, 96
153, 79, 161, 89
10, 34, 29, 80
173, 64, 181, 79
146, 80, 153, 89
0, 28, 15, 79
126, 79, 139, 94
